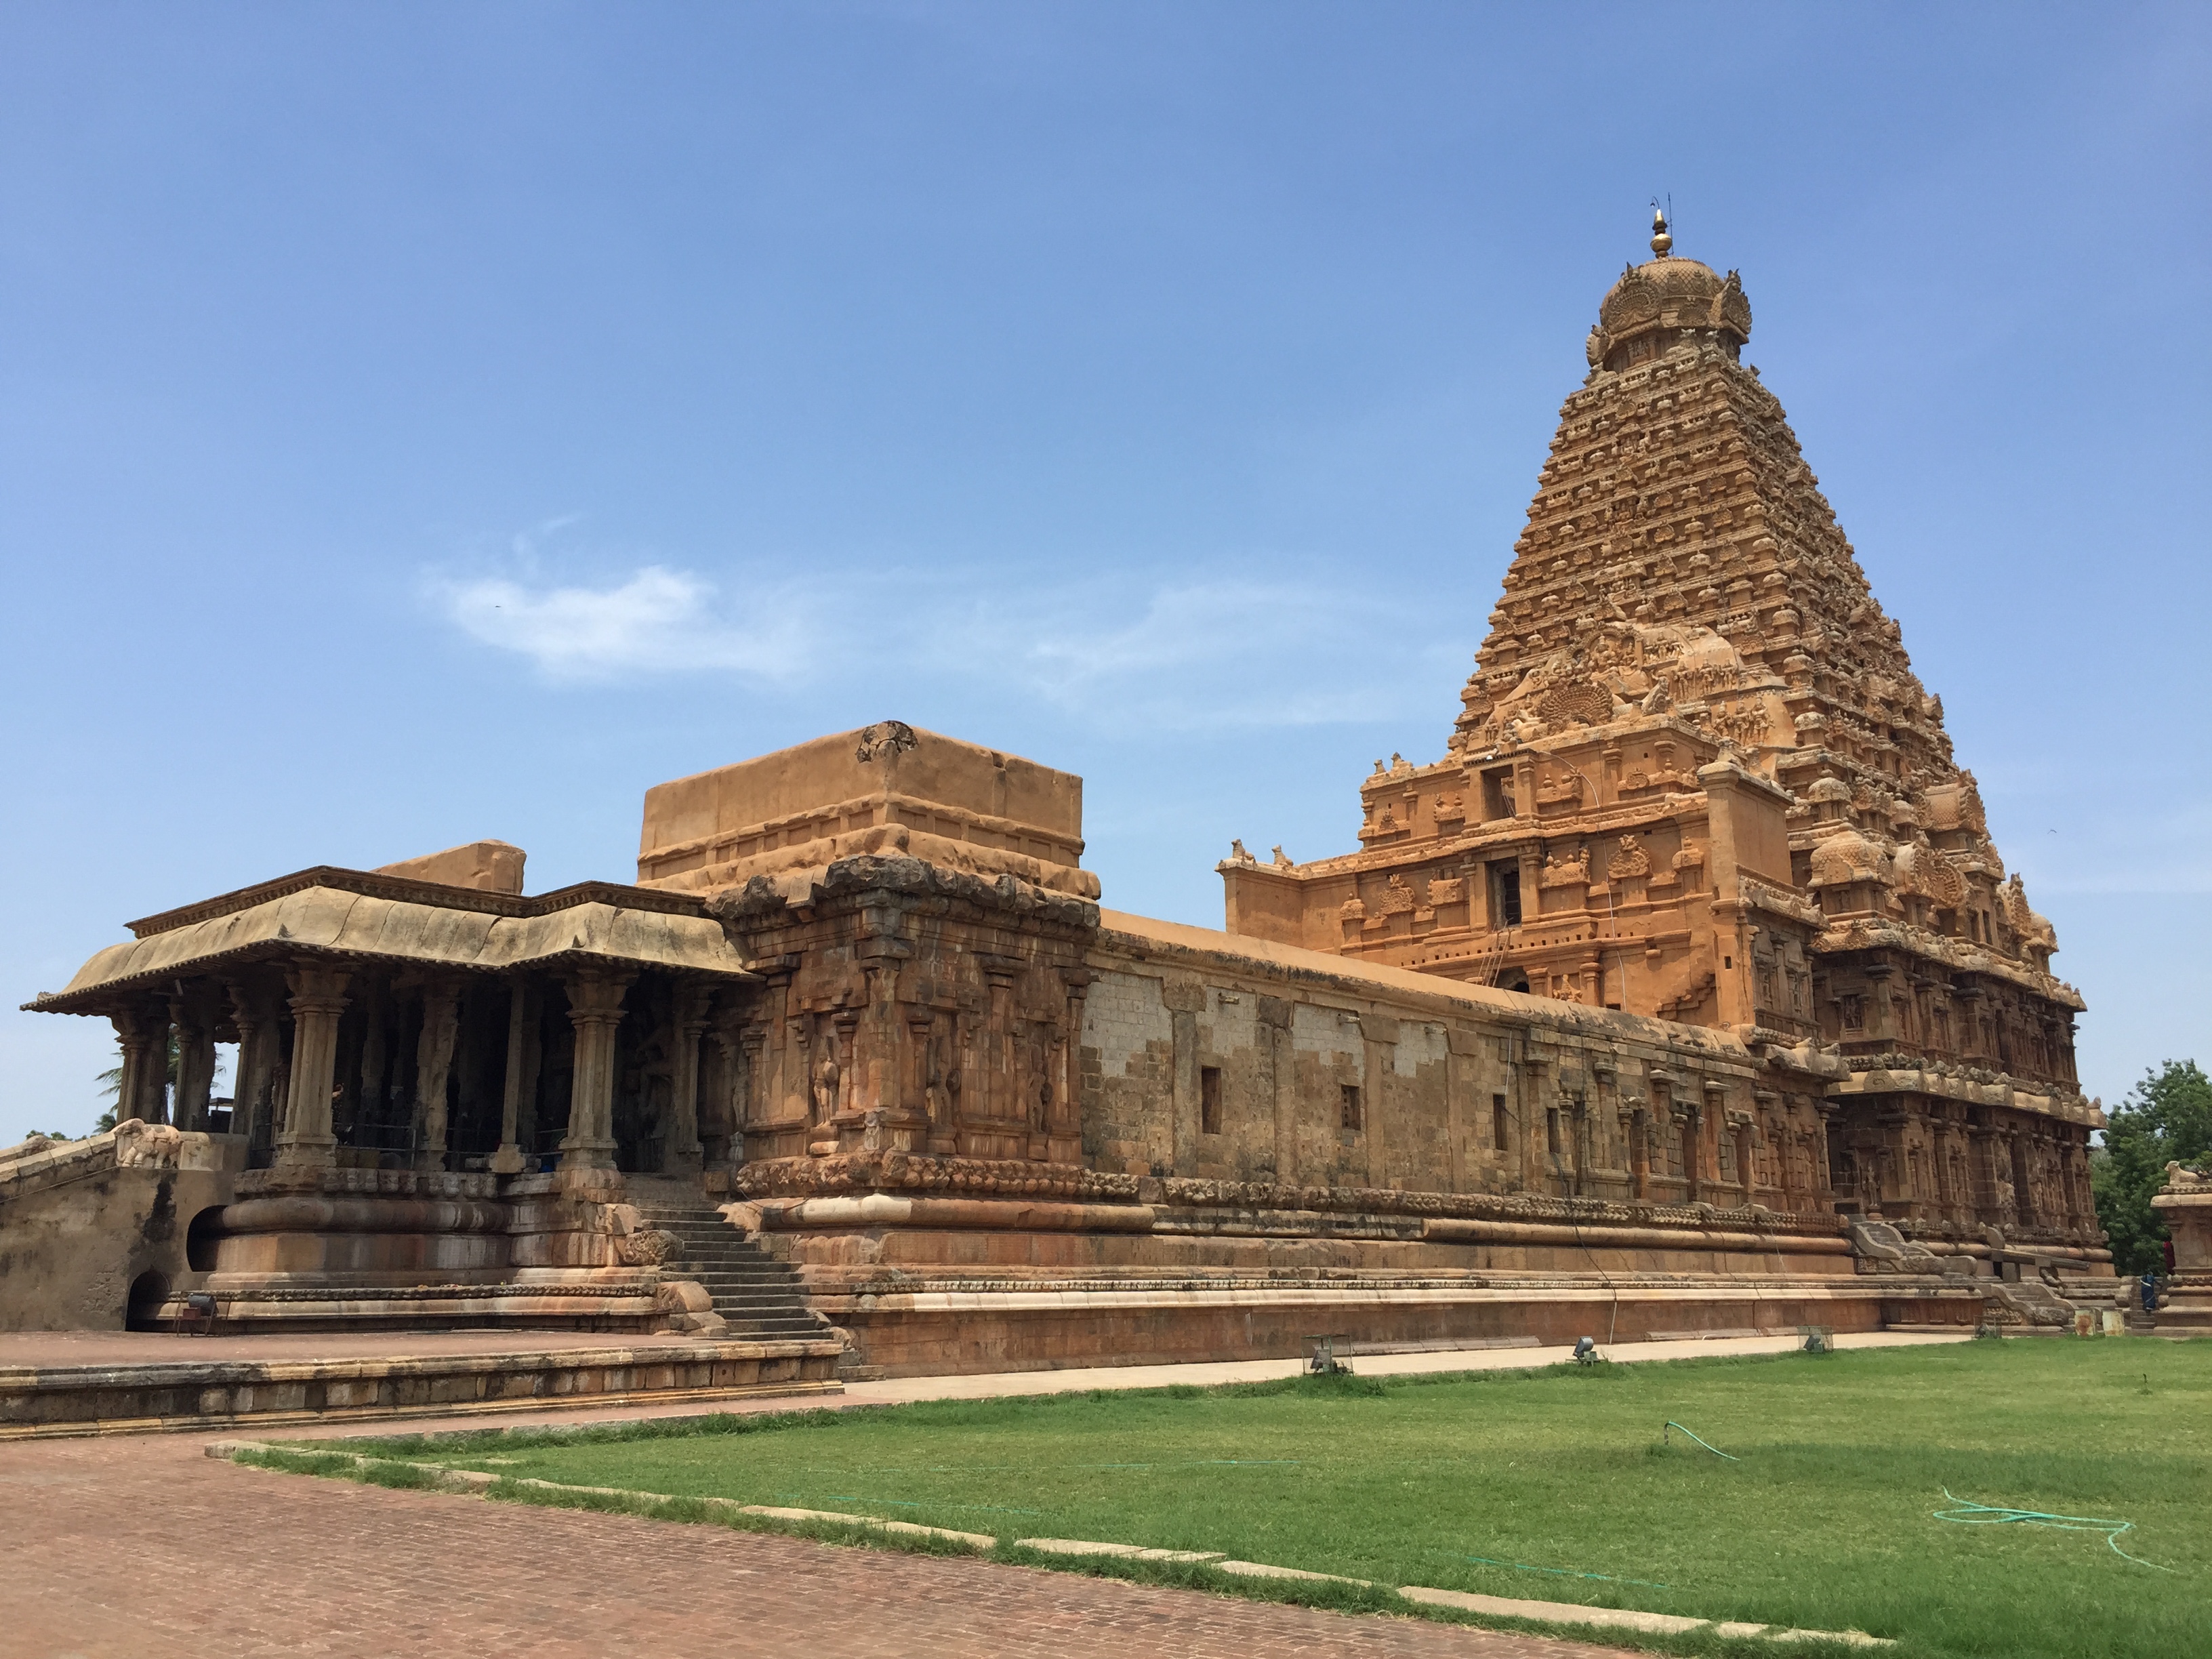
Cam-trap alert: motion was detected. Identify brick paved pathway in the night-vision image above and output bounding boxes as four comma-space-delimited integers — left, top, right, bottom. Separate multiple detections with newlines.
6, 1432, 1636, 1659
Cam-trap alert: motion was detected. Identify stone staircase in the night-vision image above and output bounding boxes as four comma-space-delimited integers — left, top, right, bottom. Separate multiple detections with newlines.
632, 1206, 830, 1343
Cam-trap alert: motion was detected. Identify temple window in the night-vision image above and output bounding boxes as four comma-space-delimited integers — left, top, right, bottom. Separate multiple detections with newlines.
1492, 1093, 1511, 1150
1200, 1067, 1223, 1134
1339, 1084, 1364, 1132
1479, 767, 1515, 821
1492, 862, 1523, 927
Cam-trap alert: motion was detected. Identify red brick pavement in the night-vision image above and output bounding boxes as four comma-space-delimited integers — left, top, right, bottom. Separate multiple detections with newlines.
3, 1431, 1640, 1659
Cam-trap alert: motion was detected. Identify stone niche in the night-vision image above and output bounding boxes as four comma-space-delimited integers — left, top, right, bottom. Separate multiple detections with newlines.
636, 720, 1099, 902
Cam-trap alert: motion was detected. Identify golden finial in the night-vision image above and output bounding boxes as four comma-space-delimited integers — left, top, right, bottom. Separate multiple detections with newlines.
1650, 202, 1673, 257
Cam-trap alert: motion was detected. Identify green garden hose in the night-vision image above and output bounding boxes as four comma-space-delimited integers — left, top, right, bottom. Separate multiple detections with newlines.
1932, 1489, 2173, 1571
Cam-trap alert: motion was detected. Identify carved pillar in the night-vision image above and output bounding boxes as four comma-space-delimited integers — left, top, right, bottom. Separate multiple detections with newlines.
1164, 977, 1205, 1176
167, 989, 216, 1133
859, 963, 901, 1117
413, 979, 463, 1170
1626, 1104, 1649, 1200
1443, 1032, 1472, 1193
830, 1008, 861, 1123
559, 968, 634, 1171
226, 981, 276, 1151
1865, 964, 1898, 1043
492, 977, 540, 1174
354, 972, 389, 1140
1590, 1064, 1620, 1180
273, 962, 352, 1174
1053, 975, 1090, 1164
1264, 996, 1297, 1187
1363, 1016, 1397, 1191
665, 981, 711, 1176
2010, 1130, 2037, 1230
110, 1004, 169, 1128
1517, 1052, 1547, 1193
1757, 1090, 1788, 1206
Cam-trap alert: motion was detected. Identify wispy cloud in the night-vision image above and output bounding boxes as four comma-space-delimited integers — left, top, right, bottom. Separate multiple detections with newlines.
952, 578, 1425, 729
430, 565, 814, 682
428, 548, 1451, 731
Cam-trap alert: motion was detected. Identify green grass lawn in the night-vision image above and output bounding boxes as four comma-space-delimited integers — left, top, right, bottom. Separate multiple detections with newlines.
323, 1340, 2207, 1659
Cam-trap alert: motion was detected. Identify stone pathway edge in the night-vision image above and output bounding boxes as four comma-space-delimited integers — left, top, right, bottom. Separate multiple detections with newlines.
205, 1438, 1893, 1652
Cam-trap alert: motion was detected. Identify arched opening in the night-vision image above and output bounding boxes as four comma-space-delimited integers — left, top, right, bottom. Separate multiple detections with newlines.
125, 1269, 170, 1331
185, 1206, 227, 1271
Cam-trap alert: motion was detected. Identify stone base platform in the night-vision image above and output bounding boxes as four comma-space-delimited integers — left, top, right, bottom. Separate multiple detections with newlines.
810, 1270, 1985, 1376
0, 1330, 844, 1439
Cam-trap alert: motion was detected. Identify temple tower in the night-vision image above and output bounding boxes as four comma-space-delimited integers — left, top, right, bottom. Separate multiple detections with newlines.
1221, 211, 2096, 1232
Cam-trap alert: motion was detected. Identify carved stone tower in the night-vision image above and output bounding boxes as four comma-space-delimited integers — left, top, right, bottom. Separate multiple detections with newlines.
1220, 211, 2097, 1233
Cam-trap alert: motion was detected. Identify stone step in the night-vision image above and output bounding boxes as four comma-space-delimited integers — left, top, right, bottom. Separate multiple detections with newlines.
623, 1209, 820, 1330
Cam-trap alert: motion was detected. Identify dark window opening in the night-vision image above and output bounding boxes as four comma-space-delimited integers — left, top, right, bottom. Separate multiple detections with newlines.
1340, 1084, 1364, 1131
1200, 1066, 1223, 1134
1492, 1093, 1511, 1151
1479, 767, 1515, 821
1492, 861, 1523, 928
1546, 1107, 1562, 1156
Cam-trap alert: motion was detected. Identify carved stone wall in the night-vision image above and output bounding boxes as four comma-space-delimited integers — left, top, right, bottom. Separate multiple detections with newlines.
708, 856, 1097, 1170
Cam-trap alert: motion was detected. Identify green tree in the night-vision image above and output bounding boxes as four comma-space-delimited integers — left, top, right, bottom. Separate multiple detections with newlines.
2091, 1059, 2212, 1273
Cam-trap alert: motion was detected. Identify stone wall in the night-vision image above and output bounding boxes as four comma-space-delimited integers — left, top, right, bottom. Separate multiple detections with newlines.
1078, 909, 1823, 1214
0, 1128, 245, 1331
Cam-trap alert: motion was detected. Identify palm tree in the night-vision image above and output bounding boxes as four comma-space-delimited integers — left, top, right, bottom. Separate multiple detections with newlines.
94, 1031, 188, 1132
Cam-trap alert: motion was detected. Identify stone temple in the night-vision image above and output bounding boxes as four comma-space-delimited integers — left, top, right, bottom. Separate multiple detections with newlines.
4, 216, 2133, 1420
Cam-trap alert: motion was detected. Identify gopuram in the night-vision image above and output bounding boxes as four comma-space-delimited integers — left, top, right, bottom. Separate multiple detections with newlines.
4, 216, 2127, 1401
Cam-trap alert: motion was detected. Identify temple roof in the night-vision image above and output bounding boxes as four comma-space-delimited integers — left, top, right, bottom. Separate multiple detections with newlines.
26, 867, 753, 1015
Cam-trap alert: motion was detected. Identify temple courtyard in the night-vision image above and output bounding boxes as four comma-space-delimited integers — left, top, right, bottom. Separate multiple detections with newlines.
10, 1333, 2198, 1659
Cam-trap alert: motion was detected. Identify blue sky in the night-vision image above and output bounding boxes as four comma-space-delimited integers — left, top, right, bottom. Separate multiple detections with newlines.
3, 3, 2206, 1142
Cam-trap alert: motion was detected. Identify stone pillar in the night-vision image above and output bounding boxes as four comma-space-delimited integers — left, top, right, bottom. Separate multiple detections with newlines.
1263, 995, 1297, 1188
1517, 1051, 1547, 1193
1630, 1099, 1653, 1201
1361, 1014, 1399, 1191
2009, 1131, 2036, 1229
167, 989, 216, 1133
1591, 1063, 1622, 1181
1733, 1116, 1757, 1204
1164, 976, 1206, 1176
665, 981, 711, 1176
1443, 1028, 1480, 1193
110, 1005, 169, 1128
1051, 977, 1089, 1164
226, 981, 277, 1152
1757, 1090, 1788, 1206
559, 968, 634, 1172
356, 974, 389, 1134
273, 962, 352, 1175
413, 979, 463, 1170
491, 977, 541, 1174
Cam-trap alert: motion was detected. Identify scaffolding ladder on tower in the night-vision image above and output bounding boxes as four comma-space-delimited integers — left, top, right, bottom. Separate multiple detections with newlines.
1476, 926, 1517, 989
